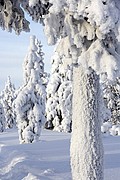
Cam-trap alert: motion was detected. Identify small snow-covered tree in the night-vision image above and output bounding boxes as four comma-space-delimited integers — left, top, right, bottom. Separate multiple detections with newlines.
0, 103, 5, 132
46, 45, 72, 132
15, 36, 46, 143
1, 76, 16, 129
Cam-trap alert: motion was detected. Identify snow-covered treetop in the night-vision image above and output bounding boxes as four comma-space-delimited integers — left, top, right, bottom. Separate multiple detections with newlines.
23, 35, 46, 85
1, 76, 15, 96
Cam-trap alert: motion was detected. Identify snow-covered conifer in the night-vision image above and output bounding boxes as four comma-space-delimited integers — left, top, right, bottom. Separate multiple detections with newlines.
21, 0, 50, 23
15, 36, 46, 144
23, 35, 48, 87
46, 46, 72, 133
0, 0, 29, 34
0, 102, 5, 132
1, 76, 16, 129
103, 77, 120, 125
41, 2, 120, 179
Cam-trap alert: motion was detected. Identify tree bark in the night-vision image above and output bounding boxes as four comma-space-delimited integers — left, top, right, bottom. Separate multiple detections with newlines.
70, 65, 103, 180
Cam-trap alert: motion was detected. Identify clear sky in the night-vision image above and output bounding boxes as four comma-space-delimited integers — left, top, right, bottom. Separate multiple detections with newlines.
0, 17, 54, 91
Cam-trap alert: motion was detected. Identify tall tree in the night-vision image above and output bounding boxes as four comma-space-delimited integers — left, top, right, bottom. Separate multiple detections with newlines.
1, 76, 16, 129
42, 2, 120, 179
15, 36, 46, 143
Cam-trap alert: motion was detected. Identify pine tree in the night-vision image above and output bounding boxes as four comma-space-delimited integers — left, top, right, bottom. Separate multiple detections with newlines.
1, 76, 16, 129
23, 35, 48, 87
46, 48, 72, 133
42, 2, 120, 179
0, 102, 5, 132
15, 36, 46, 144
103, 77, 120, 125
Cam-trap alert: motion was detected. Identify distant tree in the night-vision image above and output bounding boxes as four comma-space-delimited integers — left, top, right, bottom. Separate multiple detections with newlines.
103, 76, 120, 125
23, 35, 47, 87
15, 36, 46, 143
1, 76, 16, 129
0, 102, 5, 132
46, 47, 72, 133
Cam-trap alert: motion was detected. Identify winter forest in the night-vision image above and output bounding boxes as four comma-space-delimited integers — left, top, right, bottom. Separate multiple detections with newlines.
0, 0, 120, 180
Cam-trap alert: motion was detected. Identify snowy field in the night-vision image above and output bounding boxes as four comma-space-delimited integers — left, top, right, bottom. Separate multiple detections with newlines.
0, 129, 120, 180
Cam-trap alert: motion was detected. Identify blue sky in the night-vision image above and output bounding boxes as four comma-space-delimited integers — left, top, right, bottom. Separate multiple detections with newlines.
0, 18, 54, 91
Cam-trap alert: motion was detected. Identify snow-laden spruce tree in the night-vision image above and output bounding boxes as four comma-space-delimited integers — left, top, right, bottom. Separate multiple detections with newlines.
1, 1, 120, 179
41, 1, 120, 179
15, 36, 46, 143
46, 46, 72, 132
1, 76, 16, 129
103, 76, 120, 125
0, 102, 5, 132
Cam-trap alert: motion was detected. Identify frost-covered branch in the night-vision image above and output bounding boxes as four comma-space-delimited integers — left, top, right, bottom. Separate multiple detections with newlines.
0, 0, 30, 34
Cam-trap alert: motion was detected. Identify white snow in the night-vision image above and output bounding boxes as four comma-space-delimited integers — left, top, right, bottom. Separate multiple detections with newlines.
0, 129, 120, 179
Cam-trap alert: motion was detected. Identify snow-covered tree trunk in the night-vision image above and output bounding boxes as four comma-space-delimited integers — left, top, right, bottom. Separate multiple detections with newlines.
70, 65, 103, 180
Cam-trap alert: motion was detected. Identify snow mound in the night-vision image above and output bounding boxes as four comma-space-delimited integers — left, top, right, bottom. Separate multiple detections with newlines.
1, 129, 120, 179
0, 129, 71, 180
101, 122, 120, 136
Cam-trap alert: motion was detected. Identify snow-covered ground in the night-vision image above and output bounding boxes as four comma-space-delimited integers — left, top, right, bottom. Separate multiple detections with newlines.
0, 129, 120, 180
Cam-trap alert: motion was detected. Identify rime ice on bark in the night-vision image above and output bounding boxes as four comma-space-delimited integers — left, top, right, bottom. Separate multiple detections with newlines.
1, 76, 16, 129
15, 36, 46, 144
70, 65, 103, 180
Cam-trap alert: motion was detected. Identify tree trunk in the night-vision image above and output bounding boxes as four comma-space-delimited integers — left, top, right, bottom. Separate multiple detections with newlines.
70, 65, 103, 180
